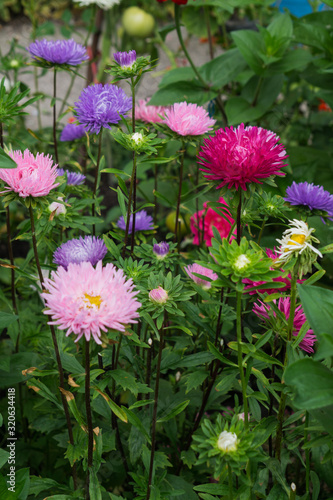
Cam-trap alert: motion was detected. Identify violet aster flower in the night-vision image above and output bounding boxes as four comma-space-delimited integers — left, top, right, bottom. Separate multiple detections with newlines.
163, 101, 216, 136
184, 263, 218, 289
28, 39, 89, 66
153, 242, 170, 259
57, 168, 86, 186
285, 181, 333, 220
253, 297, 317, 353
114, 50, 136, 68
60, 122, 86, 142
199, 124, 288, 191
74, 83, 132, 135
53, 236, 107, 269
117, 210, 154, 233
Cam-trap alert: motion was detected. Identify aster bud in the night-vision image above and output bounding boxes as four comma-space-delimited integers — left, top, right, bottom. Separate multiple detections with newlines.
233, 254, 251, 271
149, 286, 168, 305
217, 431, 238, 452
220, 338, 224, 348
153, 241, 169, 259
148, 338, 153, 346
175, 371, 181, 382
131, 132, 144, 145
49, 198, 66, 216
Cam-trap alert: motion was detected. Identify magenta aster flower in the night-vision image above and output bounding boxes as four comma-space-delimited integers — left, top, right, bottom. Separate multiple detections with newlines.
135, 99, 169, 124
253, 297, 316, 353
74, 83, 132, 135
243, 248, 304, 294
28, 39, 89, 66
42, 261, 141, 344
114, 50, 136, 67
199, 124, 288, 191
285, 181, 333, 220
53, 236, 107, 269
190, 197, 235, 247
184, 263, 218, 289
60, 122, 86, 142
57, 168, 85, 186
117, 210, 154, 233
0, 149, 59, 198
163, 101, 216, 137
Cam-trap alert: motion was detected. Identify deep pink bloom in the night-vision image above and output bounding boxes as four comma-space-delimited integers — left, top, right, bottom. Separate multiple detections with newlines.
163, 101, 216, 136
135, 99, 169, 124
0, 149, 59, 198
191, 197, 235, 247
243, 248, 305, 294
199, 124, 288, 191
253, 297, 316, 353
42, 261, 141, 344
184, 263, 218, 289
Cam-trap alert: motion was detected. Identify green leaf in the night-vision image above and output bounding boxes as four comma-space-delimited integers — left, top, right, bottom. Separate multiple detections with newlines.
122, 407, 151, 442
148, 82, 215, 106
199, 49, 247, 88
284, 358, 333, 410
207, 341, 238, 368
0, 312, 18, 330
0, 147, 18, 169
92, 388, 128, 422
109, 369, 138, 396
298, 284, 333, 337
184, 370, 208, 393
157, 400, 190, 423
89, 467, 102, 500
231, 30, 266, 75
0, 449, 9, 469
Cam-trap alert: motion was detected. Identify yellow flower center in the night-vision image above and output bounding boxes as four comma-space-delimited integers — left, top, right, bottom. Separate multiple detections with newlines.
287, 233, 306, 247
84, 293, 102, 308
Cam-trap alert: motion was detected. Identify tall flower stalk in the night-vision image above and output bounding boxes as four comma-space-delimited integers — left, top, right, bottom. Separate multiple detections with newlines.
84, 339, 94, 498
175, 144, 185, 251
92, 130, 103, 236
236, 290, 248, 428
53, 68, 59, 164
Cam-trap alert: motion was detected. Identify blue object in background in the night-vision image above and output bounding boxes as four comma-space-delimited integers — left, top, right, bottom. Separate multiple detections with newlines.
273, 0, 328, 17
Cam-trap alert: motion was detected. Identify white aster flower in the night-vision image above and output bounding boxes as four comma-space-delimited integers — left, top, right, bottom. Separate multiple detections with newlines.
73, 0, 120, 10
233, 254, 251, 271
217, 431, 238, 452
132, 132, 144, 145
276, 219, 322, 262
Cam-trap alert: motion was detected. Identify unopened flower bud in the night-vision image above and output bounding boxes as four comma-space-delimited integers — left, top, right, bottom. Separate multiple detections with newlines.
49, 198, 66, 216
233, 254, 250, 271
149, 286, 168, 305
217, 431, 238, 452
175, 371, 181, 382
153, 241, 169, 260
148, 338, 153, 346
132, 132, 144, 145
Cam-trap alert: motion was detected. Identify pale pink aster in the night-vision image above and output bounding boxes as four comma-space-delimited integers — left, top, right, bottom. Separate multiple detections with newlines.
135, 99, 169, 124
253, 297, 316, 353
199, 124, 288, 191
243, 248, 305, 294
184, 263, 218, 289
0, 149, 59, 198
163, 101, 216, 136
149, 286, 168, 304
191, 197, 235, 247
42, 261, 141, 345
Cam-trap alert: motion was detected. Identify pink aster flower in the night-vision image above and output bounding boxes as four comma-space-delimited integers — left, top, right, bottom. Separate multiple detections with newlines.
135, 99, 169, 124
253, 297, 316, 353
191, 197, 235, 247
0, 149, 59, 198
243, 248, 305, 295
184, 263, 218, 289
149, 286, 168, 304
198, 124, 288, 191
42, 261, 141, 345
163, 101, 216, 136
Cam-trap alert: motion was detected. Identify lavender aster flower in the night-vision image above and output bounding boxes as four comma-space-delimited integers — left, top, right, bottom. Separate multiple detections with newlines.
53, 236, 107, 269
57, 168, 86, 186
285, 181, 333, 219
114, 50, 137, 68
60, 122, 86, 142
117, 210, 154, 233
74, 83, 132, 135
153, 242, 169, 259
28, 39, 89, 66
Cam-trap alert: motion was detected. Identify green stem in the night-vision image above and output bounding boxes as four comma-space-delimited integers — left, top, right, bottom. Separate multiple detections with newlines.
175, 145, 185, 252
97, 9, 113, 83
227, 464, 233, 500
87, 7, 103, 85
174, 5, 207, 88
85, 339, 93, 500
305, 411, 310, 495
58, 73, 76, 119
53, 68, 59, 164
130, 77, 137, 252
146, 328, 164, 500
275, 269, 298, 460
204, 3, 214, 60
236, 191, 242, 245
236, 290, 248, 428
92, 130, 103, 236
122, 152, 137, 257
257, 217, 267, 246
154, 164, 158, 225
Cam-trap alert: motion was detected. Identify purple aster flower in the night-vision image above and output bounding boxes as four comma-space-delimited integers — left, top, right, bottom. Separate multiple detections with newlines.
53, 236, 107, 269
114, 50, 137, 68
60, 122, 86, 142
28, 39, 89, 66
74, 83, 132, 135
153, 242, 169, 259
57, 168, 86, 186
117, 210, 154, 233
285, 181, 333, 220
